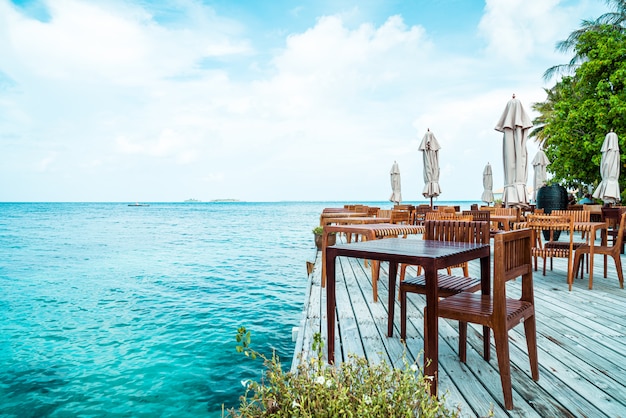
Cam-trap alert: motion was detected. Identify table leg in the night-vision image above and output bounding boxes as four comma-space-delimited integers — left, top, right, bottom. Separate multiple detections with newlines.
326, 250, 337, 364
387, 261, 397, 337
423, 264, 438, 396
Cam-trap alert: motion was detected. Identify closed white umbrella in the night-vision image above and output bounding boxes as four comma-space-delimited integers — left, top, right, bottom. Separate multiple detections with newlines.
419, 129, 441, 208
481, 163, 494, 205
495, 94, 532, 208
593, 131, 621, 204
532, 150, 550, 202
389, 161, 402, 204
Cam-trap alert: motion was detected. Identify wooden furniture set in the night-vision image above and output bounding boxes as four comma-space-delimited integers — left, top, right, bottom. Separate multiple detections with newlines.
320, 204, 622, 409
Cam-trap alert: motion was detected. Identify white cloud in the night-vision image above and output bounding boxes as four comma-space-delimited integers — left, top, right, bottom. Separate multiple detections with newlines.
0, 0, 612, 202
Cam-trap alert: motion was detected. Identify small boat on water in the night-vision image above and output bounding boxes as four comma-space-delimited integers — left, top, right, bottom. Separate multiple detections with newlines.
128, 202, 150, 207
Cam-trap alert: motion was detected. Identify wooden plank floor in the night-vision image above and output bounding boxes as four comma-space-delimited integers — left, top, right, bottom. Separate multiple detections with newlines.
293, 235, 626, 417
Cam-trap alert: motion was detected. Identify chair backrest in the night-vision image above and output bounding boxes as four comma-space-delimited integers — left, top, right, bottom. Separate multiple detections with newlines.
470, 204, 479, 211
462, 210, 490, 222
602, 207, 621, 227
583, 204, 602, 215
604, 210, 626, 249
552, 209, 590, 223
390, 209, 411, 224
423, 220, 490, 244
614, 212, 626, 249
426, 212, 474, 221
414, 206, 433, 224
493, 229, 534, 312
394, 204, 415, 211
377, 209, 392, 218
495, 207, 521, 221
436, 206, 456, 213
367, 206, 380, 217
522, 214, 573, 246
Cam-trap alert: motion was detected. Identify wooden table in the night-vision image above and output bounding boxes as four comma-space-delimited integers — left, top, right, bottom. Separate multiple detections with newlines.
515, 220, 607, 289
319, 216, 392, 243
325, 238, 491, 396
490, 214, 518, 231
321, 223, 425, 300
319, 211, 368, 226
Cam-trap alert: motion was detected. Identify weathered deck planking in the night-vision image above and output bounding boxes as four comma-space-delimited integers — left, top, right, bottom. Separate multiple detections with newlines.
293, 235, 626, 417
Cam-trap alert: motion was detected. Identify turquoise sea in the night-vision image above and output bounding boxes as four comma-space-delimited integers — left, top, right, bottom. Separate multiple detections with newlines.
0, 201, 479, 417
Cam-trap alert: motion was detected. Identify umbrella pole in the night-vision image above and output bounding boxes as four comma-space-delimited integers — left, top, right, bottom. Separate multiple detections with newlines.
430, 196, 433, 209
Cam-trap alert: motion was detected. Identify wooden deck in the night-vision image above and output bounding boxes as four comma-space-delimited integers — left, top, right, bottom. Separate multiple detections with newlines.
293, 235, 626, 417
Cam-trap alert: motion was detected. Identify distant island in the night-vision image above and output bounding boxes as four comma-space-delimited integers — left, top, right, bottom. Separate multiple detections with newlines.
183, 198, 242, 202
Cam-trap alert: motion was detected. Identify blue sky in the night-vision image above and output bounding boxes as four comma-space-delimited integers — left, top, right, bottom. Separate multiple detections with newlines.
0, 0, 610, 202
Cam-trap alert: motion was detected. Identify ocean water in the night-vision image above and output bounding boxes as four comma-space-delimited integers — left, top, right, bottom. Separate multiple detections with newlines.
0, 201, 478, 417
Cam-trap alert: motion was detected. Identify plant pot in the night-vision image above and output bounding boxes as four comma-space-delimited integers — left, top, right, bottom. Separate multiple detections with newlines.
315, 233, 336, 250
536, 184, 568, 240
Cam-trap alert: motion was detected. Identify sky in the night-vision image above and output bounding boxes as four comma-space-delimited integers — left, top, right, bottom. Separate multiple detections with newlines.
0, 0, 611, 202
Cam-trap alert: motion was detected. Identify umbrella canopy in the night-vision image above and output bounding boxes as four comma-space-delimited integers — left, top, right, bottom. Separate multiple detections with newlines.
418, 129, 441, 207
389, 161, 402, 204
481, 163, 494, 204
532, 150, 550, 202
593, 131, 621, 204
495, 94, 532, 208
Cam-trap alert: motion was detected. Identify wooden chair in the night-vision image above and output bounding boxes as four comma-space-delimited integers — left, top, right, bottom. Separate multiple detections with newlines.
601, 207, 626, 254
413, 206, 433, 225
463, 210, 497, 237
572, 211, 626, 289
366, 206, 380, 217
462, 210, 490, 222
516, 214, 575, 286
377, 209, 392, 218
403, 212, 473, 278
552, 209, 590, 240
399, 220, 490, 340
436, 228, 539, 410
390, 209, 411, 224
425, 212, 473, 222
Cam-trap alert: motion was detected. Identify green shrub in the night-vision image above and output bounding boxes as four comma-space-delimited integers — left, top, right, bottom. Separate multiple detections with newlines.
227, 327, 459, 417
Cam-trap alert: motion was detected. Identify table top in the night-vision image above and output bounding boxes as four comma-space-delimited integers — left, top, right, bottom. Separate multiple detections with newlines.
328, 237, 490, 260
320, 211, 368, 218
321, 216, 392, 224
325, 222, 424, 235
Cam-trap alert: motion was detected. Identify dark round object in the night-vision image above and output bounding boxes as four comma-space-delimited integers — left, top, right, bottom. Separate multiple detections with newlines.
536, 184, 568, 240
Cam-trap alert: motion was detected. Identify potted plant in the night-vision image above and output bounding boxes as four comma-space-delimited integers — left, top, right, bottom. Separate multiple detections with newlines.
536, 180, 568, 240
312, 226, 336, 250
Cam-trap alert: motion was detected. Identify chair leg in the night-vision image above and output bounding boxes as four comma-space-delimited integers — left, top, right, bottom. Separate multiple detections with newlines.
483, 325, 491, 361
399, 263, 408, 283
493, 328, 514, 410
458, 321, 467, 363
572, 251, 583, 290
613, 253, 624, 289
400, 288, 408, 341
523, 315, 540, 381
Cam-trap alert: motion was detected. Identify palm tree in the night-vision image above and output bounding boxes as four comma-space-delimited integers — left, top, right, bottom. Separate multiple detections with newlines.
544, 0, 626, 80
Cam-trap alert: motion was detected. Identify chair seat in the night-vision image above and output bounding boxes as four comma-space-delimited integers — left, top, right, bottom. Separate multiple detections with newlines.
438, 293, 534, 325
401, 274, 481, 297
